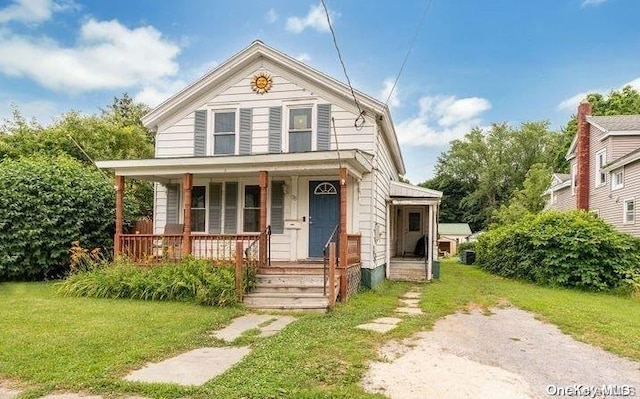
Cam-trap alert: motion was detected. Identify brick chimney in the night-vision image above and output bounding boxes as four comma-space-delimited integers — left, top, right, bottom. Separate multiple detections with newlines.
576, 100, 592, 210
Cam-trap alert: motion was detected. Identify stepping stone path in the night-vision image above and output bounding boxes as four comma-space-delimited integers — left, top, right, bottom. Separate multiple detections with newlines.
124, 314, 296, 386
355, 288, 424, 333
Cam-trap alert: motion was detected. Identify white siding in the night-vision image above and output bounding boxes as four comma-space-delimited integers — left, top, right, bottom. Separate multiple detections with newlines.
153, 60, 374, 158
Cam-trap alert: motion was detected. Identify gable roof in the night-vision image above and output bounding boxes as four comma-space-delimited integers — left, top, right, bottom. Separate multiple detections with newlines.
438, 223, 472, 236
552, 173, 571, 185
141, 40, 406, 175
586, 115, 640, 132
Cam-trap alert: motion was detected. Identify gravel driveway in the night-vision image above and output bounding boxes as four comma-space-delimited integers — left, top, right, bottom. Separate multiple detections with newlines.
362, 307, 640, 399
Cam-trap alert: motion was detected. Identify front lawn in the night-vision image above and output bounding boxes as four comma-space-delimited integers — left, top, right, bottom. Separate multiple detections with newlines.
1, 260, 638, 398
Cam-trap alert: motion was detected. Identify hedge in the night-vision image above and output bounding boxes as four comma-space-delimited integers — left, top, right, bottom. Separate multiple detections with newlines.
0, 155, 115, 280
475, 211, 640, 292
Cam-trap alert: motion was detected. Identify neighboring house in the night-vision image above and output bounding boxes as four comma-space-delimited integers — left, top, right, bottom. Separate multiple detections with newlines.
96, 41, 442, 308
546, 101, 640, 236
437, 223, 472, 256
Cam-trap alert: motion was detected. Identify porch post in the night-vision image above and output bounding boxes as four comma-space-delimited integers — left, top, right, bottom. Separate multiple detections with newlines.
427, 204, 434, 281
259, 171, 268, 266
114, 175, 124, 256
259, 171, 268, 231
182, 173, 193, 256
339, 167, 348, 300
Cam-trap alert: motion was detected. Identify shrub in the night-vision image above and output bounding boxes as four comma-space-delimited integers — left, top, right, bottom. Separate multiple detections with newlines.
475, 210, 640, 292
0, 155, 115, 280
456, 241, 476, 255
57, 258, 252, 306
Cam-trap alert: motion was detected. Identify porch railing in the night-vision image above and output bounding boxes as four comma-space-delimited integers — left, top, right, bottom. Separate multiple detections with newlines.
244, 225, 271, 268
118, 233, 260, 264
120, 234, 184, 263
346, 234, 361, 266
322, 224, 340, 304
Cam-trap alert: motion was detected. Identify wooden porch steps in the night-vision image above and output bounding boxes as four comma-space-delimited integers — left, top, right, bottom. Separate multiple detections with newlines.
244, 262, 331, 311
389, 259, 428, 282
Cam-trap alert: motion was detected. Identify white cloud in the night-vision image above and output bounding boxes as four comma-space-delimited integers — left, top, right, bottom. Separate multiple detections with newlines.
134, 60, 218, 107
396, 95, 491, 147
557, 77, 640, 111
286, 3, 337, 34
0, 18, 180, 93
296, 53, 311, 63
557, 91, 592, 111
135, 79, 186, 108
581, 0, 609, 7
0, 0, 74, 24
0, 99, 59, 125
378, 78, 400, 108
266, 8, 278, 24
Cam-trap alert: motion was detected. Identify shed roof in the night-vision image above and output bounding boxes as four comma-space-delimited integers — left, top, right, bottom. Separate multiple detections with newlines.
438, 223, 472, 236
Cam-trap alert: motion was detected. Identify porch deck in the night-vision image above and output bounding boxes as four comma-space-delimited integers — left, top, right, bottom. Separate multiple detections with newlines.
117, 232, 362, 310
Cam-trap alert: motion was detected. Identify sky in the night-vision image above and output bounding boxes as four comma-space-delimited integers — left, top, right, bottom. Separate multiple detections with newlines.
0, 0, 639, 183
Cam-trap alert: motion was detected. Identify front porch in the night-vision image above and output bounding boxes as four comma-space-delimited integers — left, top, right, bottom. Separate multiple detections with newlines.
100, 152, 370, 308
387, 181, 441, 282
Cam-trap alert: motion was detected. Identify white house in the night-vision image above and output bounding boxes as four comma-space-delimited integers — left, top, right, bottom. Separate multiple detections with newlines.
96, 41, 441, 309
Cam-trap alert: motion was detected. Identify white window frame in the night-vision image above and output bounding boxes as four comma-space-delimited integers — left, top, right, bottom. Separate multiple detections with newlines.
611, 168, 624, 191
242, 183, 261, 233
595, 149, 607, 188
571, 163, 578, 196
209, 108, 239, 156
190, 185, 207, 233
623, 198, 635, 225
284, 103, 316, 153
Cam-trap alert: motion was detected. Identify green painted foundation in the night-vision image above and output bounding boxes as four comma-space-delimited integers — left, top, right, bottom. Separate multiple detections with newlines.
361, 264, 386, 289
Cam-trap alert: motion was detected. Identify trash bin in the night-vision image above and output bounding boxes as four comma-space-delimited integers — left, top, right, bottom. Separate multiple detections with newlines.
460, 250, 475, 265
432, 261, 440, 279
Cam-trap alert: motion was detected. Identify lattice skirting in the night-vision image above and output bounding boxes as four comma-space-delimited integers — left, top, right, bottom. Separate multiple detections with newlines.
346, 264, 361, 299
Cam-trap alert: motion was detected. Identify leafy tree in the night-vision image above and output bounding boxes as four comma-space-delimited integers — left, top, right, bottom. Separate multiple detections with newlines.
426, 121, 560, 230
491, 163, 552, 226
0, 96, 155, 219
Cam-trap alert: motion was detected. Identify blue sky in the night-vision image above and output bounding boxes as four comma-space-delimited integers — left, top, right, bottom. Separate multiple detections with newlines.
1, 0, 639, 183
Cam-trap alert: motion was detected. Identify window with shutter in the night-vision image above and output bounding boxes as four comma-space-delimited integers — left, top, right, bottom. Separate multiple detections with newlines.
213, 111, 236, 155
270, 181, 285, 234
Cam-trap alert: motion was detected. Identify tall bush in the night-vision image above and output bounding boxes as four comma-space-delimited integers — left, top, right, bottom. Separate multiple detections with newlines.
0, 155, 115, 280
475, 211, 640, 292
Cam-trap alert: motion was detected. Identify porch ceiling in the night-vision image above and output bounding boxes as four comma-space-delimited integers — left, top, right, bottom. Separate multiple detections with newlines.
96, 150, 373, 182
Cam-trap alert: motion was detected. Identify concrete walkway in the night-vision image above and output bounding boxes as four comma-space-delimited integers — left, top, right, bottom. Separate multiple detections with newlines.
356, 287, 423, 333
124, 313, 296, 386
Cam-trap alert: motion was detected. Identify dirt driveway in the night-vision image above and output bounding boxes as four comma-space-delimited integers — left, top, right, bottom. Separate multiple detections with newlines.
362, 307, 640, 399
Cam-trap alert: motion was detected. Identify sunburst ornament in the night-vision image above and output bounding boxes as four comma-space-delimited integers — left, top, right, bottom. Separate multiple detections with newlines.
251, 72, 272, 94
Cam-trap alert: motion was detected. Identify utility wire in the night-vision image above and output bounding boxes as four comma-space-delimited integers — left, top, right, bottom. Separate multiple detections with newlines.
320, 0, 366, 130
384, 0, 433, 106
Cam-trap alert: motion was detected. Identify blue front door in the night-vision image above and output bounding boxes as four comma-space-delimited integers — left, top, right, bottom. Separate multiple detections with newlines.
309, 181, 340, 258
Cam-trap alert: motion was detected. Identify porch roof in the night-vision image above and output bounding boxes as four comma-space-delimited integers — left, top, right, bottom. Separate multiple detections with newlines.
95, 150, 373, 182
389, 181, 442, 205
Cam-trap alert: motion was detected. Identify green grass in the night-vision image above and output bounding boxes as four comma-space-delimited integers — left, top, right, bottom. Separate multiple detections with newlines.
1, 260, 639, 398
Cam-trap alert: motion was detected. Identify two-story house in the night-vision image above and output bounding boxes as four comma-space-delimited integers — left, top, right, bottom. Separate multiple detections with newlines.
96, 41, 442, 309
546, 101, 640, 237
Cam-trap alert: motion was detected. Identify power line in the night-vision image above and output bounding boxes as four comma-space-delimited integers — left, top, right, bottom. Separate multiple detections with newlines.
385, 0, 433, 106
320, 0, 366, 130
